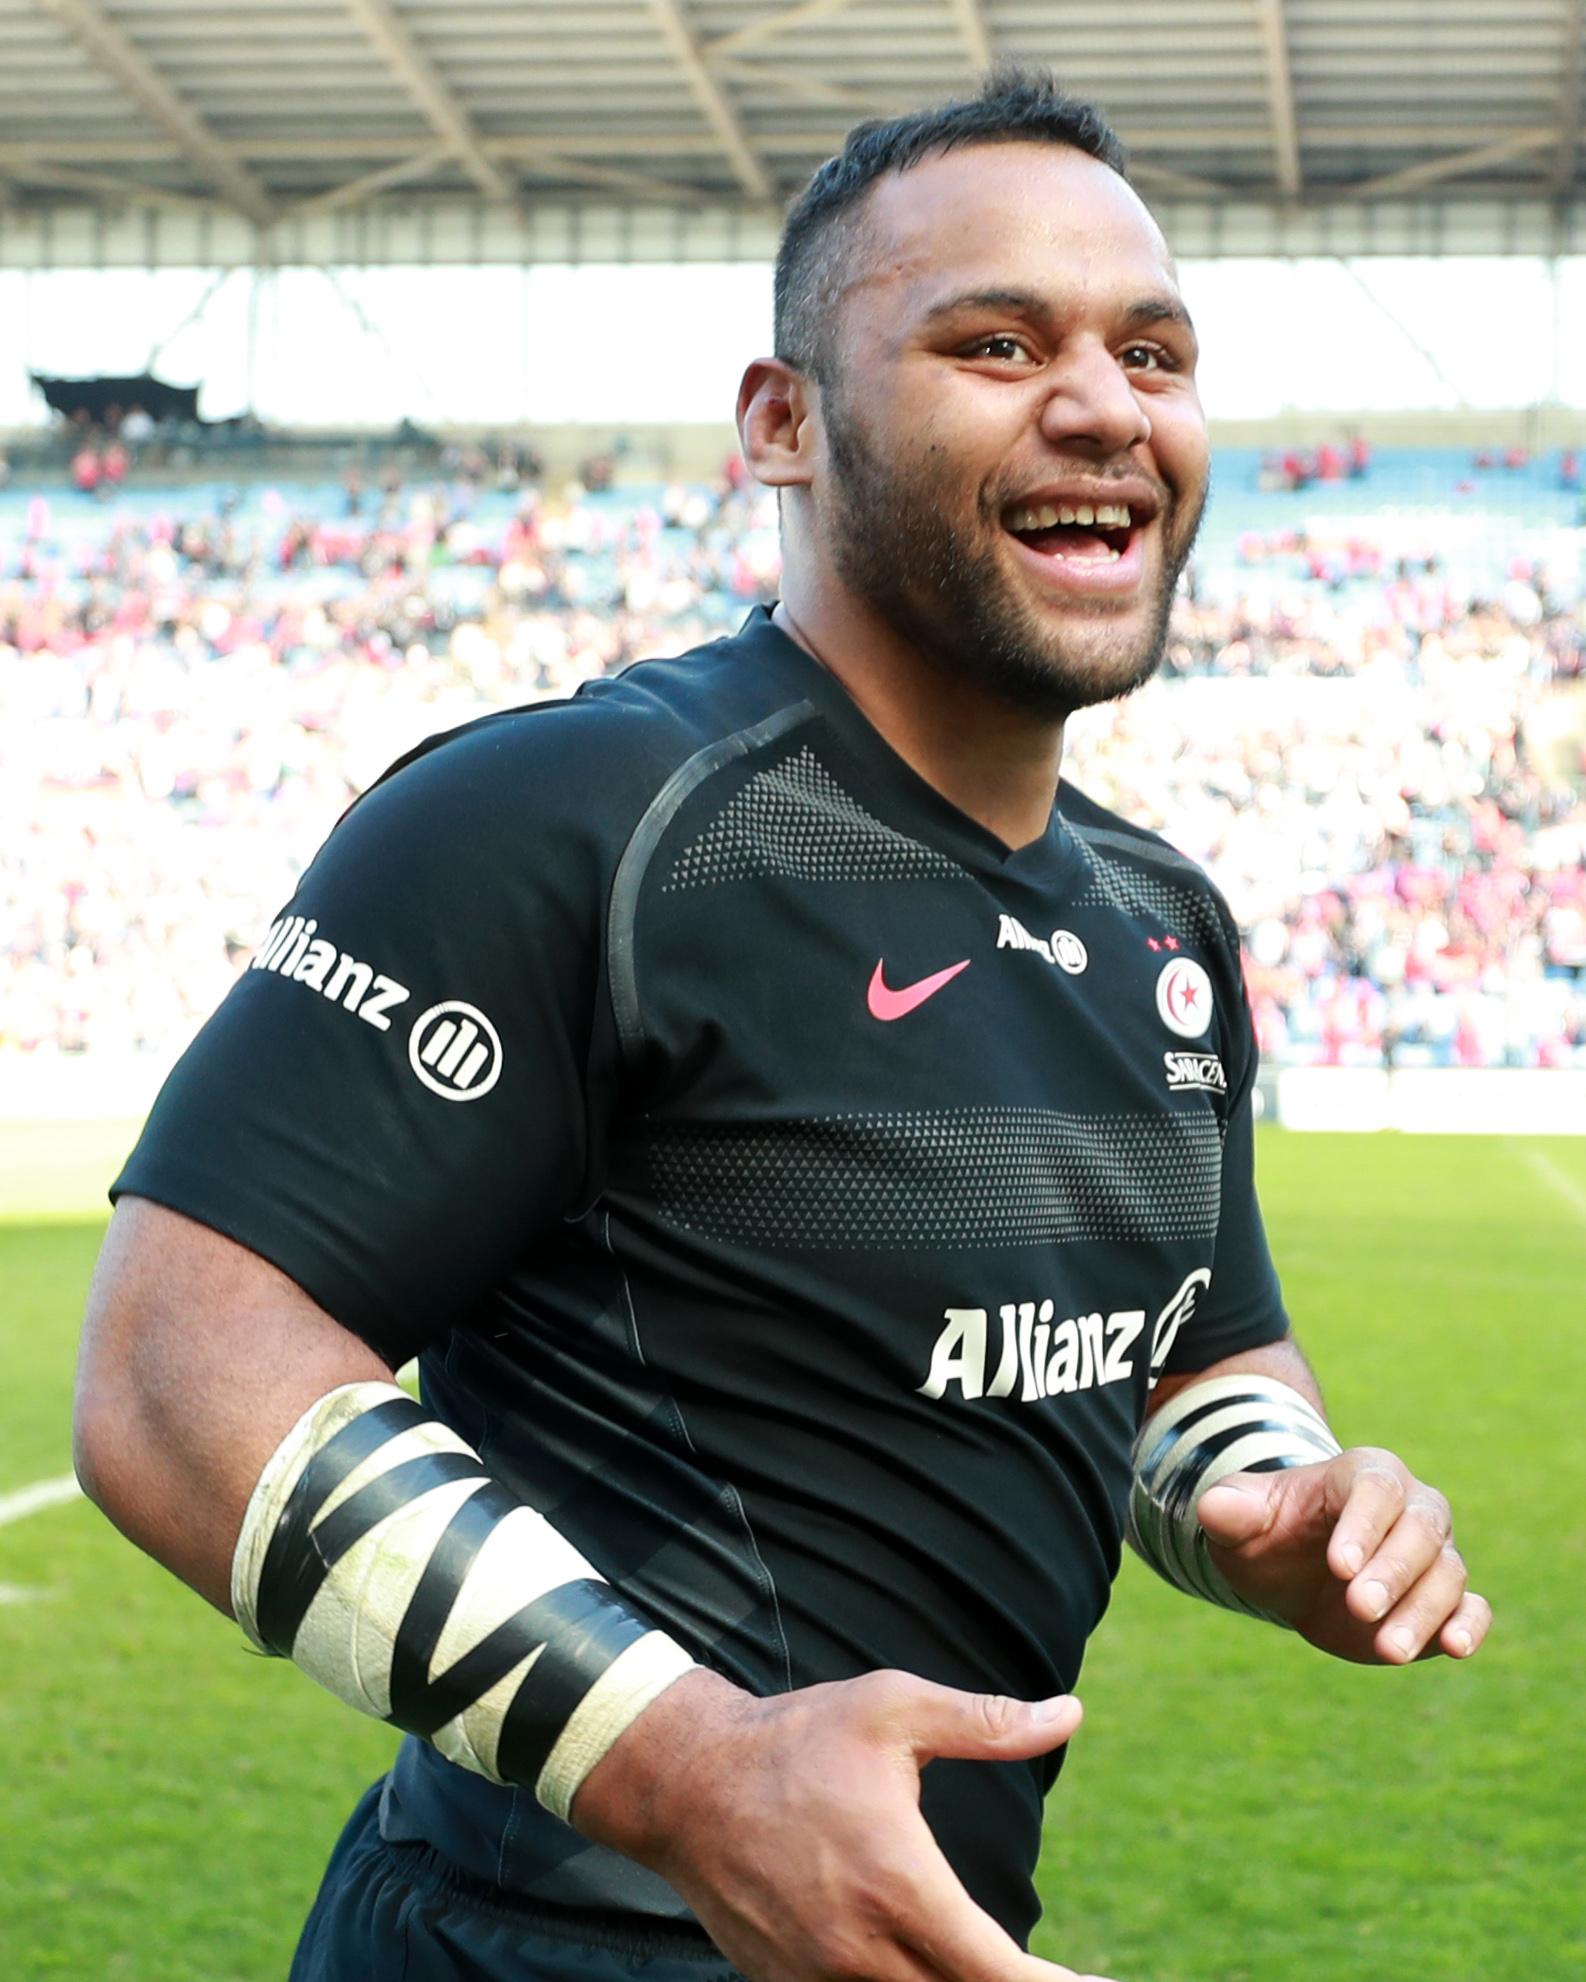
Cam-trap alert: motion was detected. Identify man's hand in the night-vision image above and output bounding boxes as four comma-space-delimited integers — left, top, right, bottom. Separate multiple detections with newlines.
1196, 1446, 1493, 1665
573, 1666, 1120, 1982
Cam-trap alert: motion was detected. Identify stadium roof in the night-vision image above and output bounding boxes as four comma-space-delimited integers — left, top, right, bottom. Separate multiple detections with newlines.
3, 0, 1586, 266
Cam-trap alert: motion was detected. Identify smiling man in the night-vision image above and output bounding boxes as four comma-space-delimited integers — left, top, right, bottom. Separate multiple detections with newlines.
75, 71, 1488, 1982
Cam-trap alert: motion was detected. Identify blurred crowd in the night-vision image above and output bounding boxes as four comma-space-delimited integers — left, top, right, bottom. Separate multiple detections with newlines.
4, 461, 1586, 1071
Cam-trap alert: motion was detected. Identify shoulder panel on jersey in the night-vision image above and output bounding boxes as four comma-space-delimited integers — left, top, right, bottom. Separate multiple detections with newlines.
607, 702, 820, 1068
1058, 787, 1238, 956
1070, 821, 1203, 882
1069, 831, 1230, 954
663, 741, 966, 894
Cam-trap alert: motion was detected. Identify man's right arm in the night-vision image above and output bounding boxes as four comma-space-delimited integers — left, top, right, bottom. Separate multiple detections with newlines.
75, 1197, 1114, 1982
73, 1196, 393, 1613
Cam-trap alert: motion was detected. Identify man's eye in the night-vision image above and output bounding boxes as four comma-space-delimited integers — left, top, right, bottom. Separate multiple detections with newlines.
1120, 343, 1174, 372
965, 334, 1031, 362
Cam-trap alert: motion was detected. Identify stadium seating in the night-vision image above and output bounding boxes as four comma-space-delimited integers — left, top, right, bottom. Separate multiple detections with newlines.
4, 448, 1584, 1069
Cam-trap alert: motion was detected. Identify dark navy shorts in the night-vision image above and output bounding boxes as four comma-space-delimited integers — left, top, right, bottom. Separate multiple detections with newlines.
292, 1782, 743, 1982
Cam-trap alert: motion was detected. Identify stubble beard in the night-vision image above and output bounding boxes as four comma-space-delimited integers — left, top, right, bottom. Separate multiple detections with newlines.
820, 390, 1204, 721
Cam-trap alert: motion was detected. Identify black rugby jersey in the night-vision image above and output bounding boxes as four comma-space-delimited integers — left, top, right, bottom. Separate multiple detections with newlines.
115, 605, 1289, 1945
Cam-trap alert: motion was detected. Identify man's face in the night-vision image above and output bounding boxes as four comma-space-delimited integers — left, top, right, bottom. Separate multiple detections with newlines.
810, 141, 1209, 718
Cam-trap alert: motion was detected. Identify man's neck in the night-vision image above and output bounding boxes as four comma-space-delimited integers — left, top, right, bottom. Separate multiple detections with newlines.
771, 592, 1066, 853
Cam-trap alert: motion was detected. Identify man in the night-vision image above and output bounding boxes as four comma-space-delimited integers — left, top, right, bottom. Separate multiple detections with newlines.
75, 71, 1489, 1982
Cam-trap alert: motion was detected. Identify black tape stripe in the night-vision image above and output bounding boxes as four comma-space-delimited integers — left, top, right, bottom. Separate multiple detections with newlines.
1159, 1419, 1339, 1521
493, 1581, 653, 1789
256, 1396, 426, 1651
388, 1478, 522, 1732
1138, 1389, 1299, 1479
311, 1451, 489, 1570
257, 1409, 654, 1784
259, 1445, 487, 1653
390, 1572, 643, 1758
1138, 1390, 1275, 1479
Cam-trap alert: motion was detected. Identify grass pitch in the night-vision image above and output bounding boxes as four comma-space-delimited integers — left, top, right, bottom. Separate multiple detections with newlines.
3, 1123, 1583, 1981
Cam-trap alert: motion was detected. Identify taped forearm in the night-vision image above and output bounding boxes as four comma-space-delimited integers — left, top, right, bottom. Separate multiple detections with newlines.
230, 1382, 696, 1820
1126, 1372, 1341, 1622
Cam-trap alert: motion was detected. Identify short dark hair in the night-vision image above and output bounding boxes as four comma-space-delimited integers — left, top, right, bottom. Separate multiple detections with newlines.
773, 68, 1128, 387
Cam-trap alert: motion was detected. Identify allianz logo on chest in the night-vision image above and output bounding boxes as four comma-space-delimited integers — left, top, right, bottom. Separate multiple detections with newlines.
917, 1269, 1211, 1404
996, 914, 1088, 974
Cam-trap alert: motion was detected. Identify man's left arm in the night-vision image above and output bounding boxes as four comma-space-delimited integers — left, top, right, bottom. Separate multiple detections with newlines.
1141, 1340, 1493, 1667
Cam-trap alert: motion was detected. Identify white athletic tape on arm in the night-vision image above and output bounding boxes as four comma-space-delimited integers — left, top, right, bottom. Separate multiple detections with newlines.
231, 1382, 697, 1818
1126, 1371, 1342, 1623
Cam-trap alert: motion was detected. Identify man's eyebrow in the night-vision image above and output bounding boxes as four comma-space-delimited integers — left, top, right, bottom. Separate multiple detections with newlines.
921, 286, 1198, 343
922, 287, 1047, 324
1120, 294, 1198, 340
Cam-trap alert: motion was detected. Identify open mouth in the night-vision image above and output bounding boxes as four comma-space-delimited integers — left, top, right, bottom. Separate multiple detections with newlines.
1003, 499, 1139, 564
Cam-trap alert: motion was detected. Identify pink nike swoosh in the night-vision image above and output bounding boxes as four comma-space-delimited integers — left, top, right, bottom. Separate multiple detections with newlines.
867, 957, 972, 1021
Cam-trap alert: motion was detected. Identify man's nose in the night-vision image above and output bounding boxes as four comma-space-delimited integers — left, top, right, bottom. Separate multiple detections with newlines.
1036, 339, 1152, 456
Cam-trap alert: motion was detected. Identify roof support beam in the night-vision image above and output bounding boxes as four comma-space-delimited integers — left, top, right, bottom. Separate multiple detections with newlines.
523, 153, 733, 208
339, 0, 520, 207
0, 151, 212, 213
710, 59, 911, 121
945, 0, 994, 73
702, 0, 858, 60
31, 0, 275, 224
9, 123, 1577, 169
1253, 0, 1302, 196
1552, 0, 1586, 192
282, 147, 458, 220
1130, 160, 1239, 201
643, 0, 774, 201
1338, 130, 1558, 200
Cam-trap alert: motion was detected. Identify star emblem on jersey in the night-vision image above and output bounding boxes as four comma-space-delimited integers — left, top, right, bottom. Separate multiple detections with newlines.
867, 957, 971, 1021
408, 1000, 503, 1099
1155, 957, 1213, 1039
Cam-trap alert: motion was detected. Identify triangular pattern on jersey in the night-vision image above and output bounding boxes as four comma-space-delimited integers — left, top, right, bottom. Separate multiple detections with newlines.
645, 1105, 1223, 1250
1070, 827, 1228, 951
664, 743, 966, 891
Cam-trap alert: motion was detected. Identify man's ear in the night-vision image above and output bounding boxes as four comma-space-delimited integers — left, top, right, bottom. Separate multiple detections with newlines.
736, 357, 818, 490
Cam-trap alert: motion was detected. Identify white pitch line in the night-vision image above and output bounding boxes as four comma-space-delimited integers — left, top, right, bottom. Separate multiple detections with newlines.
0, 1473, 83, 1528
1523, 1147, 1586, 1225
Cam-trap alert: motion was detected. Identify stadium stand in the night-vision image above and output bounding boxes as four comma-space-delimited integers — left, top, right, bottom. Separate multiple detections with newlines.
3, 448, 1584, 1074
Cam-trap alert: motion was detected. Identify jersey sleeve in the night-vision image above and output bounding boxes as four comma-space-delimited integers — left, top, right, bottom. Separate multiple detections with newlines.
1157, 914, 1291, 1375
112, 711, 624, 1367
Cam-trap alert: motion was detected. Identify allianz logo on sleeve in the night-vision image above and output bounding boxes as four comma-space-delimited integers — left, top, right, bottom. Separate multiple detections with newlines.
248, 915, 504, 1102
249, 915, 411, 1030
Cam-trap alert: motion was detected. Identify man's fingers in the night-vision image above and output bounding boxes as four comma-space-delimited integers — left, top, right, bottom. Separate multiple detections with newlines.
951, 1953, 1118, 1982
1344, 1486, 1454, 1624
893, 1840, 1115, 1982
864, 1671, 1083, 1766
1371, 1542, 1471, 1662
1436, 1589, 1493, 1661
1325, 1451, 1410, 1580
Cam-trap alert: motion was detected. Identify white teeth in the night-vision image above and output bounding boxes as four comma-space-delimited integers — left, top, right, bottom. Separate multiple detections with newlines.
1006, 498, 1136, 539
1011, 499, 1133, 547
1047, 545, 1123, 566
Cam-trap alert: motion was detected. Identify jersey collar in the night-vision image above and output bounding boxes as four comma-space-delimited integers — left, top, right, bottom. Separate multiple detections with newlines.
732, 605, 1085, 888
